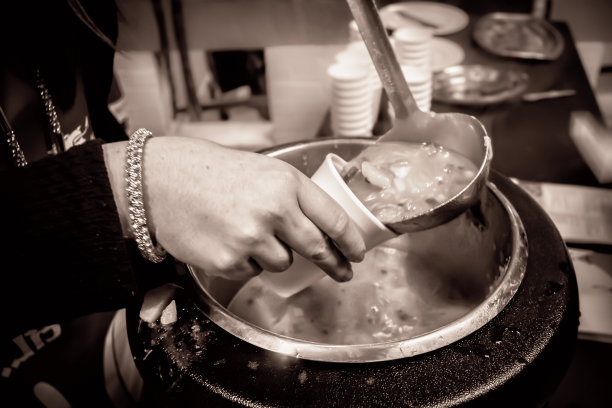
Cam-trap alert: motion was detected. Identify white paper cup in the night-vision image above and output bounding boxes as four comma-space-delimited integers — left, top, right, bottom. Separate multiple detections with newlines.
397, 54, 430, 64
331, 109, 373, 135
328, 60, 379, 137
397, 54, 430, 65
332, 120, 373, 134
345, 40, 370, 54
401, 65, 431, 82
258, 153, 398, 297
331, 103, 372, 115
331, 120, 373, 136
395, 44, 430, 54
336, 42, 373, 67
392, 26, 433, 44
331, 87, 371, 100
409, 83, 433, 94
348, 19, 361, 42
370, 82, 383, 124
332, 116, 372, 132
328, 62, 369, 83
393, 26, 432, 70
331, 97, 372, 119
400, 65, 432, 111
332, 126, 374, 137
329, 63, 373, 134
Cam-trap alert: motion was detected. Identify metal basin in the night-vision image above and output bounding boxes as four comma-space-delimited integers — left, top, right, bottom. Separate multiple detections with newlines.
187, 137, 528, 363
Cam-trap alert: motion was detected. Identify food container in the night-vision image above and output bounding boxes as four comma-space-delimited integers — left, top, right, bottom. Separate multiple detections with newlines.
126, 138, 579, 407
473, 12, 564, 60
433, 64, 529, 106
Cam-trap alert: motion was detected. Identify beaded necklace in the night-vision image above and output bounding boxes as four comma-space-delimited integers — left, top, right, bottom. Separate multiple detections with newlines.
1, 68, 65, 167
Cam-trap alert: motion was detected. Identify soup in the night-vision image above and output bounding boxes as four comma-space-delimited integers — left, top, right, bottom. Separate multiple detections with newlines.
227, 141, 491, 345
345, 141, 477, 224
228, 209, 497, 345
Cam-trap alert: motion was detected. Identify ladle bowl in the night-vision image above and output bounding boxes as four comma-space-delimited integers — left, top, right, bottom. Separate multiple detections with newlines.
350, 112, 492, 233
344, 0, 492, 233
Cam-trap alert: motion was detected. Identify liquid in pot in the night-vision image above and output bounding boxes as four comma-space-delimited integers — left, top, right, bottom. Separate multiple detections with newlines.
228, 209, 498, 345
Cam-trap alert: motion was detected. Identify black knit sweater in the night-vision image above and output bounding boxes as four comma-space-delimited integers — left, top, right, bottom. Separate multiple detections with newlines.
1, 140, 151, 337
0, 1, 177, 338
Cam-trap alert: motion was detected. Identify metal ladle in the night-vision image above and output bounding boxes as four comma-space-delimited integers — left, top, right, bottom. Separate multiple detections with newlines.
344, 0, 492, 233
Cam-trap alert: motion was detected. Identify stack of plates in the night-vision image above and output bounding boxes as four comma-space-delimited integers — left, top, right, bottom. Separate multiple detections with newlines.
379, 1, 469, 36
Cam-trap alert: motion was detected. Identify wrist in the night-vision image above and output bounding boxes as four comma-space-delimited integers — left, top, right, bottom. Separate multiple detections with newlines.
103, 140, 131, 236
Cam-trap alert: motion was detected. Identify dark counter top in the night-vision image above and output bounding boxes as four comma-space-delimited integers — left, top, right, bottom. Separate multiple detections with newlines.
430, 20, 607, 188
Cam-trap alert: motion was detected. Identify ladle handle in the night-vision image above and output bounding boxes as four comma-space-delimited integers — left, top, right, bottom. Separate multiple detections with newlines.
346, 0, 419, 119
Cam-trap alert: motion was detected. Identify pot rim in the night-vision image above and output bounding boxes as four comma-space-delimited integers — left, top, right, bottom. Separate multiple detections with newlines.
188, 138, 527, 363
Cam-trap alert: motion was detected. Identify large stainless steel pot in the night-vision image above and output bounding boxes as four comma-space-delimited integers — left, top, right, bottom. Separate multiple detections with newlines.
127, 138, 579, 407
187, 137, 526, 363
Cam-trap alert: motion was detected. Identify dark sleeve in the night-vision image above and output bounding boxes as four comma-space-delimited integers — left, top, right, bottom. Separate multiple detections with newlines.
0, 139, 177, 337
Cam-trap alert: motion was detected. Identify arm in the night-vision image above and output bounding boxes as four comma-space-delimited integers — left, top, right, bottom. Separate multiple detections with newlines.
2, 136, 366, 336
103, 135, 366, 282
0, 140, 175, 337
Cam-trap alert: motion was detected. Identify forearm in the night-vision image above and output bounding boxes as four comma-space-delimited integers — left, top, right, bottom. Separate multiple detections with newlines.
103, 139, 130, 235
0, 140, 144, 335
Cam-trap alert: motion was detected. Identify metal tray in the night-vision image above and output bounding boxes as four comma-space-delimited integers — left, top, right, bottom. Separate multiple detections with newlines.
473, 12, 564, 60
433, 64, 530, 106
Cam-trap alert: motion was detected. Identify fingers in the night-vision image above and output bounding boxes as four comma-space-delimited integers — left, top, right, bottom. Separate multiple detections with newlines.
297, 180, 366, 263
191, 241, 262, 280
271, 180, 365, 283
202, 257, 262, 281
250, 238, 293, 272
277, 222, 354, 282
306, 235, 356, 282
196, 235, 294, 281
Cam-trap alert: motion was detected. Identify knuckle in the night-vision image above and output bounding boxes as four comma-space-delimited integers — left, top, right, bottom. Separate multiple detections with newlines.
213, 251, 242, 273
265, 207, 288, 226
277, 250, 294, 270
326, 210, 350, 239
269, 245, 293, 266
266, 254, 293, 272
271, 167, 299, 191
239, 223, 266, 246
308, 239, 331, 261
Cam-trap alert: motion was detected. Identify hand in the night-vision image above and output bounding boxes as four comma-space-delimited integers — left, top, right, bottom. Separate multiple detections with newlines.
104, 136, 366, 282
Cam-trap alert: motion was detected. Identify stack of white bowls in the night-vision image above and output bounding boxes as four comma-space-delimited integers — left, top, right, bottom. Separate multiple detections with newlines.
401, 65, 432, 112
392, 26, 433, 71
327, 62, 374, 137
391, 26, 433, 112
340, 21, 432, 131
386, 65, 432, 120
334, 41, 383, 127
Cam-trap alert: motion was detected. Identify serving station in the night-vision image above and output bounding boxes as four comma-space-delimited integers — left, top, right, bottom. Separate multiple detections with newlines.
127, 138, 577, 407
109, 0, 611, 406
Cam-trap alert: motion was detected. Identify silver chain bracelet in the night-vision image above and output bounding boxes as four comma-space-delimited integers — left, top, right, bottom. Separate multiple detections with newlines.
125, 128, 167, 263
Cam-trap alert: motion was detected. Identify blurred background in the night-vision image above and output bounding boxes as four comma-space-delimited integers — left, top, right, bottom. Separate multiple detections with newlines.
108, 1, 611, 406
111, 0, 612, 148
